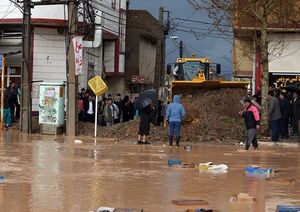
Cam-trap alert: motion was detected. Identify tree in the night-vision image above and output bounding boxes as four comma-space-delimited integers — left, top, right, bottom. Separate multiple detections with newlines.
188, 0, 300, 134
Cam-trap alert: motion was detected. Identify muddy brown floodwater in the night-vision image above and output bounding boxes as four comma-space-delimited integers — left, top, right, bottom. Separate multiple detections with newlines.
0, 130, 300, 212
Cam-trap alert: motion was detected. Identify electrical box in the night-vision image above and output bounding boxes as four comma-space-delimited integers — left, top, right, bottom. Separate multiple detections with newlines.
39, 83, 65, 126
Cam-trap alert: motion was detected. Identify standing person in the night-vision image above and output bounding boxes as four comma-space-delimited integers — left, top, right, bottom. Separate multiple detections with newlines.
122, 95, 132, 122
114, 94, 123, 123
4, 92, 12, 128
291, 91, 300, 136
156, 100, 164, 126
84, 94, 95, 123
279, 92, 290, 138
78, 95, 85, 121
112, 101, 120, 124
239, 98, 260, 150
5, 81, 17, 123
79, 88, 86, 100
166, 95, 186, 148
137, 103, 154, 145
268, 90, 282, 142
103, 98, 114, 127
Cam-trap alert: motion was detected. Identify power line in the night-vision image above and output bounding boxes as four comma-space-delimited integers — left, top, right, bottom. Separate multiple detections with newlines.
0, 4, 17, 21
176, 24, 231, 34
175, 28, 232, 39
173, 17, 232, 27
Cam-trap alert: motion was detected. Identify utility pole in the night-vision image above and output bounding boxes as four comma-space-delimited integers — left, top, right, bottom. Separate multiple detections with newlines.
179, 41, 183, 58
155, 7, 165, 97
178, 41, 184, 80
66, 0, 78, 136
21, 0, 32, 133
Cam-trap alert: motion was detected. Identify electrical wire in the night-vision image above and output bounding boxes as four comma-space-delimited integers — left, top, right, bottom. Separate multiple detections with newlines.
173, 17, 232, 27
0, 4, 17, 21
175, 28, 232, 40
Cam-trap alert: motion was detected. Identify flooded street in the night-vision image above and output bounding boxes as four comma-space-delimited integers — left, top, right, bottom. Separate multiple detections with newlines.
0, 130, 300, 212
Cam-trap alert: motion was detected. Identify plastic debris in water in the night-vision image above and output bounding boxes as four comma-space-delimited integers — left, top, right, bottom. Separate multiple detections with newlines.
245, 166, 273, 174
0, 176, 4, 182
199, 162, 228, 173
96, 207, 115, 212
74, 140, 83, 144
168, 159, 182, 167
276, 205, 300, 212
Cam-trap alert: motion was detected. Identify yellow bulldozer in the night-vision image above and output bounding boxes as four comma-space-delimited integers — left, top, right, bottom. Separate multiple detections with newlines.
167, 55, 248, 97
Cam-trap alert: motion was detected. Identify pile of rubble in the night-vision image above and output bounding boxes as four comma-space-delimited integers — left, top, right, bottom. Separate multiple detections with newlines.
79, 88, 247, 144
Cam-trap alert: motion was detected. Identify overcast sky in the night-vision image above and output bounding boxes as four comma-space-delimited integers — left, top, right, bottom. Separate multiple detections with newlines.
129, 0, 233, 77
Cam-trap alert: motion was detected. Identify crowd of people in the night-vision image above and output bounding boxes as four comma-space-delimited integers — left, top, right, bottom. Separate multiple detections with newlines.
240, 88, 300, 150
77, 88, 164, 127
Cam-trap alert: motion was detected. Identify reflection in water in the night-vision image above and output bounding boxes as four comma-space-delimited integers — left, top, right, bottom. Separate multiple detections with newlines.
0, 130, 299, 212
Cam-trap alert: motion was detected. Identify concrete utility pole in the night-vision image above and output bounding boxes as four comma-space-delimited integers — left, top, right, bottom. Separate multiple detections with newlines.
66, 0, 78, 136
21, 0, 32, 133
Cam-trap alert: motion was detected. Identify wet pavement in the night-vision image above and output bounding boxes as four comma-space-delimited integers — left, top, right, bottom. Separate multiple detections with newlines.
0, 129, 300, 212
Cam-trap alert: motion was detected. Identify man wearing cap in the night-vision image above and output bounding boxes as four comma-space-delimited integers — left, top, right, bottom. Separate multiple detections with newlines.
239, 98, 260, 150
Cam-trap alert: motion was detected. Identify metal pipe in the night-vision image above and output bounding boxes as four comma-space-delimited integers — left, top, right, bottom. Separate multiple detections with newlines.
83, 11, 102, 48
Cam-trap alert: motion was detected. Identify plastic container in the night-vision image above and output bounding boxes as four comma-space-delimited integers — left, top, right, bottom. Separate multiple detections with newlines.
88, 76, 108, 96
168, 159, 182, 167
245, 166, 273, 174
199, 162, 228, 172
276, 205, 300, 212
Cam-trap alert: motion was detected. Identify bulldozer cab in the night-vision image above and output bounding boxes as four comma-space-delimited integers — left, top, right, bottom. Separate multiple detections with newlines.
173, 57, 212, 81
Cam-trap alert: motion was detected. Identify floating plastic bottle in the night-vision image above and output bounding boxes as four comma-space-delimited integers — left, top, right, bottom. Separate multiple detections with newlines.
245, 166, 273, 174
199, 162, 228, 173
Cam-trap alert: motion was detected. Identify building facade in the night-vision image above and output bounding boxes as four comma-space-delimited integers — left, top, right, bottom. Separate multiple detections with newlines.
125, 10, 165, 97
0, 0, 126, 111
232, 1, 300, 94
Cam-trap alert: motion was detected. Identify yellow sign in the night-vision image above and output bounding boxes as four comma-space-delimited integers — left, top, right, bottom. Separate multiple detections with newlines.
88, 75, 108, 96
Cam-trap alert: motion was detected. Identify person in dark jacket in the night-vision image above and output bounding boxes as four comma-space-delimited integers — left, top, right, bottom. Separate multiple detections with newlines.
4, 92, 12, 128
166, 95, 186, 148
122, 95, 132, 122
83, 94, 95, 123
5, 81, 17, 123
268, 90, 282, 142
291, 91, 300, 136
279, 92, 290, 138
239, 98, 260, 150
137, 103, 154, 145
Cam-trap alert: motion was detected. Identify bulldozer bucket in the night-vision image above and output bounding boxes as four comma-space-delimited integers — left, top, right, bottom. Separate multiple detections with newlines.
172, 80, 248, 95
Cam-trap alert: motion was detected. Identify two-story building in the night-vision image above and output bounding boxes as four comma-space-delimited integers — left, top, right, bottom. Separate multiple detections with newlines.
0, 0, 126, 112
232, 1, 300, 94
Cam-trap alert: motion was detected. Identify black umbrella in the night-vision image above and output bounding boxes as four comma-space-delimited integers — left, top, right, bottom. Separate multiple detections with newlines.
135, 89, 157, 110
282, 84, 300, 93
